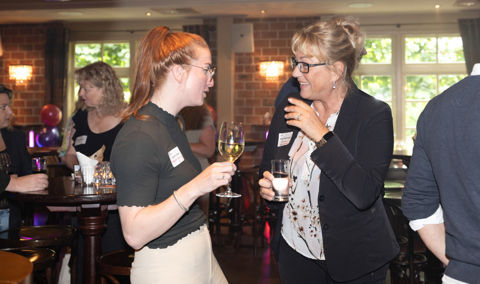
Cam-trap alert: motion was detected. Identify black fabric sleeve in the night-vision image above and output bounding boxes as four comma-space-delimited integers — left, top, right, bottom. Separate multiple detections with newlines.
310, 104, 393, 210
0, 171, 10, 194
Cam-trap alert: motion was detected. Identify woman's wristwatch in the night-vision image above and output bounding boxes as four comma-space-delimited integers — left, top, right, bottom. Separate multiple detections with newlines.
315, 131, 335, 149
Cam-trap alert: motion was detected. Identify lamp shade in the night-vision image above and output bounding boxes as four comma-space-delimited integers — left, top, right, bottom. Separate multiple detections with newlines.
9, 65, 33, 85
259, 61, 284, 81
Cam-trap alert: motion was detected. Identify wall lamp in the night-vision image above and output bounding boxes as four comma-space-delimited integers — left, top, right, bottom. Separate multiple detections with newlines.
259, 60, 284, 81
9, 65, 33, 85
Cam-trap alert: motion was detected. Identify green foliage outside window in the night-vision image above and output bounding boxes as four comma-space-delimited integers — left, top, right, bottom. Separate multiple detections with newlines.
75, 44, 101, 67
405, 75, 436, 100
75, 43, 130, 67
121, 78, 131, 103
104, 43, 130, 67
405, 75, 436, 128
438, 37, 464, 63
406, 37, 437, 63
361, 75, 392, 102
363, 39, 392, 64
439, 75, 466, 93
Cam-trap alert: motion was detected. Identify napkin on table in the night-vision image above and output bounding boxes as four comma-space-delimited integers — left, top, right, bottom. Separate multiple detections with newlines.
77, 152, 98, 185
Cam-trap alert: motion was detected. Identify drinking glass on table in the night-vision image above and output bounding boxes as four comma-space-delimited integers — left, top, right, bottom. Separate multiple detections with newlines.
32, 157, 47, 174
216, 122, 244, 198
271, 159, 290, 202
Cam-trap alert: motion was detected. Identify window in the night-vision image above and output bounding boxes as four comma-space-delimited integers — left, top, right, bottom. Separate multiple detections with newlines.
355, 34, 467, 151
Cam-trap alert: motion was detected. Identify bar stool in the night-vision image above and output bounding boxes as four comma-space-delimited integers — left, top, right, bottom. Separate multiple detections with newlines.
237, 167, 276, 256
0, 225, 78, 284
0, 250, 33, 284
384, 183, 428, 284
2, 248, 56, 284
96, 248, 135, 284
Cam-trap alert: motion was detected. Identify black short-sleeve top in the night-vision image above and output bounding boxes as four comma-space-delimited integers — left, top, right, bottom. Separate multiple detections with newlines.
71, 110, 123, 162
111, 102, 206, 249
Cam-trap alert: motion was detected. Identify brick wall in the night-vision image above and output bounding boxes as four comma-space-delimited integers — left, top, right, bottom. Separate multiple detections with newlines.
0, 23, 55, 125
232, 16, 320, 168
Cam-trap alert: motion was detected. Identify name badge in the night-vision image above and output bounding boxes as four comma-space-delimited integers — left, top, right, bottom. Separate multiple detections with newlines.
278, 132, 293, 147
75, 135, 87, 146
168, 147, 184, 168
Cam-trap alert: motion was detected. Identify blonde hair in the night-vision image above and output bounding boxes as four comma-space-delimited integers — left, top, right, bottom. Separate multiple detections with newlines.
123, 26, 208, 121
292, 15, 366, 92
74, 61, 127, 116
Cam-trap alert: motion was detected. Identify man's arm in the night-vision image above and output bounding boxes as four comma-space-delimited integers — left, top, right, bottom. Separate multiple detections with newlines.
418, 223, 449, 265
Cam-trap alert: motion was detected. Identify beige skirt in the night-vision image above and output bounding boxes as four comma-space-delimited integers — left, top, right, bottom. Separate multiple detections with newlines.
131, 224, 228, 284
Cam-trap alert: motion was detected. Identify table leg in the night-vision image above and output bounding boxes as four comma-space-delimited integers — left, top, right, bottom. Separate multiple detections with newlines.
77, 204, 108, 284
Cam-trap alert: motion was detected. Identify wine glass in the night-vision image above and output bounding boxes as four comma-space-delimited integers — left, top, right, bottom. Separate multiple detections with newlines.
216, 122, 245, 198
32, 157, 47, 174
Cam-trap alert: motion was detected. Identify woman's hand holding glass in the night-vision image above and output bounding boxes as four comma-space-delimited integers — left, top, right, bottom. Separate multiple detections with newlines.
259, 171, 293, 202
191, 161, 236, 197
8, 174, 48, 192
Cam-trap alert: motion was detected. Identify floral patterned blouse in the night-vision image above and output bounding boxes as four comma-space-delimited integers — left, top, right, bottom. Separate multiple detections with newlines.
281, 107, 339, 260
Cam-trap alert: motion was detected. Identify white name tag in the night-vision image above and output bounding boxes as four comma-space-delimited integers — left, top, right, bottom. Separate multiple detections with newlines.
168, 147, 184, 168
278, 132, 293, 147
75, 135, 87, 146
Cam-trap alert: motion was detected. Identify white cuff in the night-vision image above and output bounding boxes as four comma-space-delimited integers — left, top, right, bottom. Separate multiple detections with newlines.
409, 205, 444, 231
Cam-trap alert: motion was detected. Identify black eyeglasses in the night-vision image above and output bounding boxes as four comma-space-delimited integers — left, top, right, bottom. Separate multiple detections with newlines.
182, 64, 216, 81
290, 57, 326, 74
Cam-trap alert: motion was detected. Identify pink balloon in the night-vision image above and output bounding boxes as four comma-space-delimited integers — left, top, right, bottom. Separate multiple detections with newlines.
41, 104, 62, 127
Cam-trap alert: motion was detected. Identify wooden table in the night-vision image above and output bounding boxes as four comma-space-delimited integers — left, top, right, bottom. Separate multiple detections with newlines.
0, 250, 33, 283
5, 177, 116, 284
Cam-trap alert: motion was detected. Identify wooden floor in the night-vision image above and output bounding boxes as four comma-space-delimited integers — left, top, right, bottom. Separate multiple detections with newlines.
33, 207, 435, 284
213, 244, 281, 284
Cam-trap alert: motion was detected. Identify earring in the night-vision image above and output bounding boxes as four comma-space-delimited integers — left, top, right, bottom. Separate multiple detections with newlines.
333, 81, 336, 89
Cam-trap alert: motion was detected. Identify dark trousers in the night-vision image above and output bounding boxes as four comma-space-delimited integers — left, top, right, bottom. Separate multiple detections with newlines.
278, 236, 389, 284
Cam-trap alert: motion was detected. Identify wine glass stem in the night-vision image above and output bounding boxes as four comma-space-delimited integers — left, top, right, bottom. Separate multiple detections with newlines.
226, 183, 232, 194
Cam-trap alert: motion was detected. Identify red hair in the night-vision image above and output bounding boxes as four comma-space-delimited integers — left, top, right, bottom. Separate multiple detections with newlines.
122, 26, 208, 121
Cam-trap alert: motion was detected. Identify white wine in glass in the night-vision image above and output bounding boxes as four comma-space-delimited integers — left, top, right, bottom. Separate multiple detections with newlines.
217, 122, 244, 198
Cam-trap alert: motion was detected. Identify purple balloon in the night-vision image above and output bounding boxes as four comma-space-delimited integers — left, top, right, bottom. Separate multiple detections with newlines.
36, 126, 60, 147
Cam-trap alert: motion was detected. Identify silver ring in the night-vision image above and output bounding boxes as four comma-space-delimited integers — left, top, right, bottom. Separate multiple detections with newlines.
296, 114, 301, 120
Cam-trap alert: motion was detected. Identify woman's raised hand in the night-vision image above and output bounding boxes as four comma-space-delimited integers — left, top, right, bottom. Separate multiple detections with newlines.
284, 97, 329, 142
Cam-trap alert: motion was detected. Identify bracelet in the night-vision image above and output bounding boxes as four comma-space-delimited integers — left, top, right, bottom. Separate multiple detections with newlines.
173, 191, 188, 212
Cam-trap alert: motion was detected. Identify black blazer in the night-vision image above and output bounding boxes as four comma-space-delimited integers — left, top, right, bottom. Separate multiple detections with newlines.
260, 86, 399, 282
1, 128, 32, 228
1, 128, 32, 176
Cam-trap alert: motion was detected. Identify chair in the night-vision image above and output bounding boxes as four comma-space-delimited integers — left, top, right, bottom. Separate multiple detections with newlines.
0, 225, 78, 284
236, 167, 276, 256
384, 188, 428, 284
96, 248, 135, 284
2, 248, 56, 284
